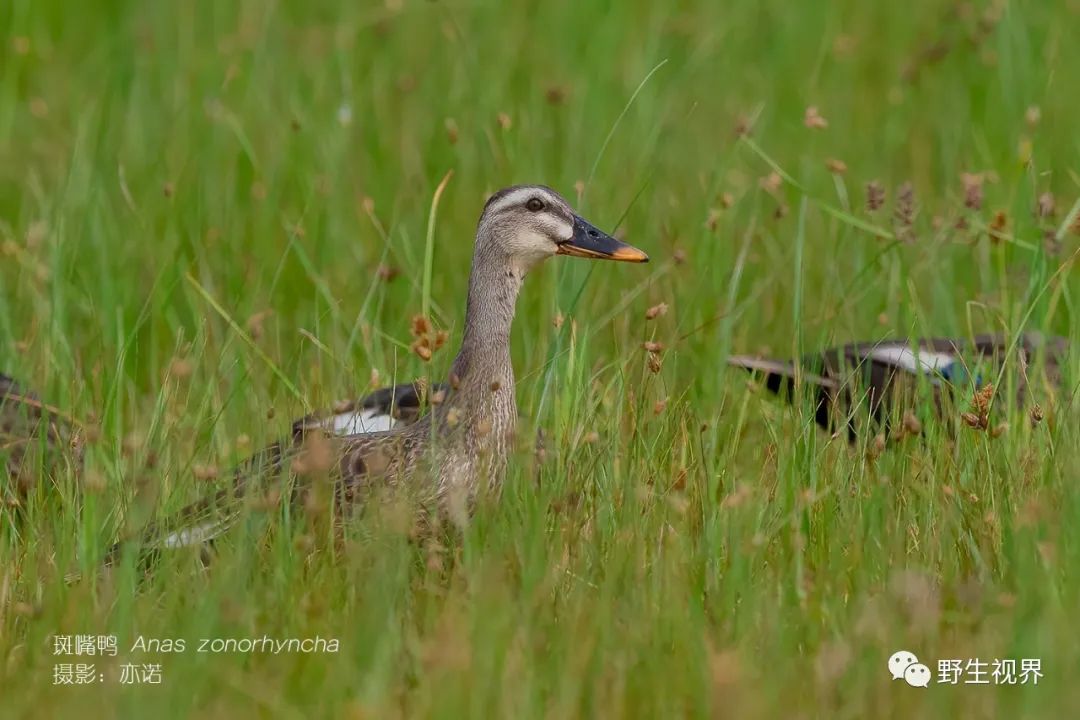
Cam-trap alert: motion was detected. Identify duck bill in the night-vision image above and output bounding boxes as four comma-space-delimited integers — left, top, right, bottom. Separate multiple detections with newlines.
557, 216, 649, 263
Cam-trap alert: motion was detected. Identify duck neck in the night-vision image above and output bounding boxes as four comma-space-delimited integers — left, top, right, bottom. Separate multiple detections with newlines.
450, 242, 522, 393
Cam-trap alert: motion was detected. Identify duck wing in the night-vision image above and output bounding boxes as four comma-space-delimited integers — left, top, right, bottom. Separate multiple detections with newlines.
104, 383, 437, 566
291, 381, 445, 437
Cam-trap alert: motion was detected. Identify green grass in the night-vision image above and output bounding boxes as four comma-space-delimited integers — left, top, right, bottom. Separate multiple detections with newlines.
2, 0, 1079, 716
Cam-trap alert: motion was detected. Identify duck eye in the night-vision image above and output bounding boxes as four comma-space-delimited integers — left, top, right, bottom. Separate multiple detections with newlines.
525, 198, 545, 212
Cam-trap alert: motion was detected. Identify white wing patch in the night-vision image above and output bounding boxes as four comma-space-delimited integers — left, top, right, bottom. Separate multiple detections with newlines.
160, 520, 230, 549
866, 346, 956, 374
324, 409, 396, 436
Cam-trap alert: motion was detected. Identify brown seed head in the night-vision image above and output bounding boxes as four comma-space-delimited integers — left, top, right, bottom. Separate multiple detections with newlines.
706, 209, 722, 231
961, 172, 984, 210
411, 315, 431, 338
988, 210, 1008, 242
894, 182, 917, 240
760, 172, 782, 195
803, 106, 828, 129
902, 412, 923, 436
246, 310, 273, 340
411, 340, 432, 362
866, 181, 886, 212
169, 357, 194, 380
961, 412, 986, 430
1036, 192, 1055, 219
645, 303, 669, 320
545, 85, 567, 105
647, 351, 663, 374
193, 464, 220, 482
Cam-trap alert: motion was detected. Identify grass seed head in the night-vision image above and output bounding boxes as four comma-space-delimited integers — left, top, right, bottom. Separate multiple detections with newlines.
292, 432, 334, 477
760, 172, 782, 195
168, 357, 193, 380
803, 106, 828, 129
866, 181, 886, 212
647, 351, 663, 374
961, 172, 984, 210
193, 464, 219, 482
645, 303, 668, 320
826, 158, 847, 175
988, 210, 1008, 242
246, 310, 272, 340
411, 339, 432, 362
894, 181, 917, 241
410, 315, 431, 338
1036, 192, 1055, 219
545, 85, 567, 105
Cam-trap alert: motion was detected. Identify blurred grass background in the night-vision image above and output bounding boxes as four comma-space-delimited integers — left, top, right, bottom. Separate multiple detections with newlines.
1, 0, 1079, 717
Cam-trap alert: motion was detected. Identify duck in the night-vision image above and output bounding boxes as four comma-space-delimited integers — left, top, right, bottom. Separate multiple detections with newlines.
1, 373, 83, 506
727, 332, 1070, 439
108, 184, 648, 559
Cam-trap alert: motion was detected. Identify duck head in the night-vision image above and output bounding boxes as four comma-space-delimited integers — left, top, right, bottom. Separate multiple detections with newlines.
477, 184, 648, 274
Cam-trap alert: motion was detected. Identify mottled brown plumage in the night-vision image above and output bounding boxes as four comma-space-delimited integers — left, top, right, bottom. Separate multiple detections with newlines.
1, 373, 83, 505
107, 185, 647, 562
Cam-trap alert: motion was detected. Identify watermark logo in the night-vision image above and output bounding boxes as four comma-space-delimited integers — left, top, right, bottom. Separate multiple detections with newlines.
889, 650, 1043, 687
904, 662, 932, 687
888, 650, 920, 683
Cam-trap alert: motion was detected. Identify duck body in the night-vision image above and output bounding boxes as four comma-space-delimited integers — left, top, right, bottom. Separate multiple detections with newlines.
1, 373, 82, 503
109, 185, 647, 560
729, 333, 1069, 438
